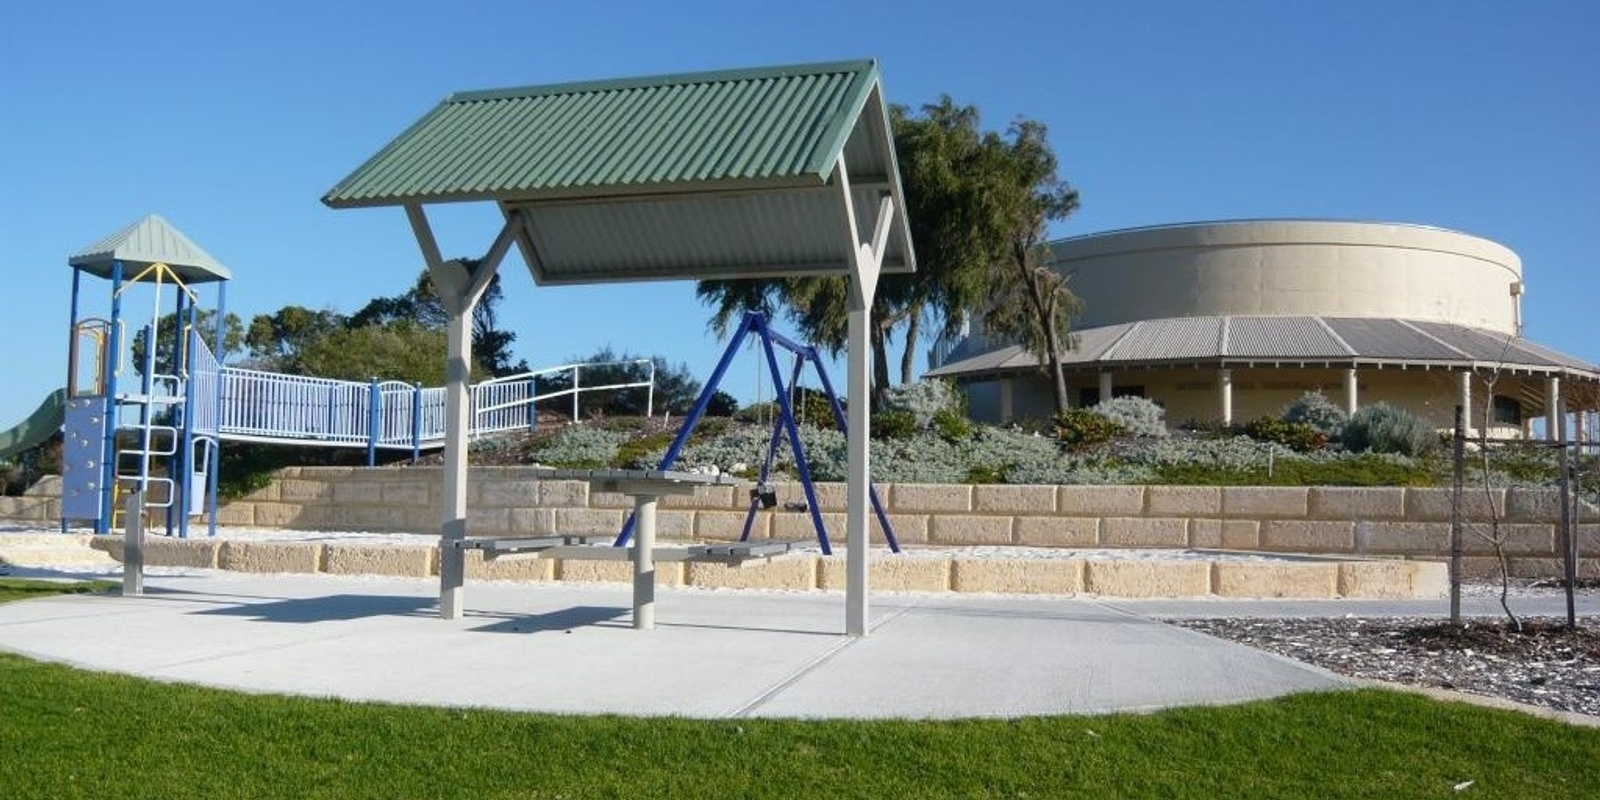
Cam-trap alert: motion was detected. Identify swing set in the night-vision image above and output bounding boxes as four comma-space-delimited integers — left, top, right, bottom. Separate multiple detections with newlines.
614, 312, 899, 555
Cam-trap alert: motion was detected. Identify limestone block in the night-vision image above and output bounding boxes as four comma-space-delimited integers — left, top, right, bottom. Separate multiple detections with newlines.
215, 503, 255, 526
1147, 486, 1222, 517
663, 484, 740, 510
479, 480, 538, 507
464, 550, 555, 582
1405, 488, 1505, 522
1504, 489, 1562, 523
1408, 560, 1450, 597
1058, 486, 1146, 516
1221, 487, 1308, 519
535, 480, 589, 508
324, 543, 433, 577
928, 515, 1012, 546
684, 556, 817, 590
1508, 557, 1600, 579
23, 475, 63, 496
879, 514, 929, 545
278, 479, 334, 502
556, 559, 683, 585
1259, 520, 1355, 552
250, 502, 306, 528
1, 534, 114, 567
507, 508, 557, 535
1014, 517, 1098, 548
802, 483, 848, 512
1101, 517, 1187, 548
331, 481, 386, 505
655, 511, 695, 539
696, 510, 769, 541
241, 481, 281, 502
1212, 562, 1338, 598
1461, 523, 1554, 557
553, 508, 625, 535
772, 512, 844, 542
589, 490, 632, 510
950, 558, 1083, 594
377, 481, 431, 506
890, 484, 972, 513
1218, 520, 1260, 550
1338, 560, 1440, 599
1355, 522, 1447, 556
219, 541, 323, 573
1085, 561, 1210, 597
1309, 488, 1405, 520
973, 485, 1056, 514
817, 555, 952, 592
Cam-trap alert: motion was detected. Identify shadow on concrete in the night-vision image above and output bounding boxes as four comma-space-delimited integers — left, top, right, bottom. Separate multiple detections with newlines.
470, 605, 630, 634
195, 594, 437, 623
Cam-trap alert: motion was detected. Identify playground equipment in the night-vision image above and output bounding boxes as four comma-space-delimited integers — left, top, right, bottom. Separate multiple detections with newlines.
613, 312, 899, 555
51, 214, 657, 537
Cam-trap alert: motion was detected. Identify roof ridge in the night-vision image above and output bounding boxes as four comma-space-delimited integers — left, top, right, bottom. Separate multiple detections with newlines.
1312, 316, 1356, 357
447, 60, 879, 104
1395, 319, 1471, 360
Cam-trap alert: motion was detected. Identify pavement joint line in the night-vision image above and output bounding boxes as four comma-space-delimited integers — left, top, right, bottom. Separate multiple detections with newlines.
724, 600, 924, 719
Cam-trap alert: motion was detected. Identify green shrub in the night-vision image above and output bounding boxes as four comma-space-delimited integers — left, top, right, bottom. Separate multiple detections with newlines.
1092, 396, 1169, 437
1284, 391, 1348, 439
1343, 402, 1439, 457
1054, 408, 1126, 449
872, 409, 919, 440
1243, 417, 1328, 453
932, 408, 973, 442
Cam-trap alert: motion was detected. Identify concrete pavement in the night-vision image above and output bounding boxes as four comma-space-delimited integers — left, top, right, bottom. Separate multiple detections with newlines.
0, 569, 1358, 719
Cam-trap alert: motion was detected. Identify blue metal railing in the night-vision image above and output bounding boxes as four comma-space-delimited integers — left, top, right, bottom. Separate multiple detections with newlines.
208, 359, 655, 455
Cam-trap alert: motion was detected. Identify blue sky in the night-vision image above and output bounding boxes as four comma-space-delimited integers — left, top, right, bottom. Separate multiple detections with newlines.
1, 0, 1595, 426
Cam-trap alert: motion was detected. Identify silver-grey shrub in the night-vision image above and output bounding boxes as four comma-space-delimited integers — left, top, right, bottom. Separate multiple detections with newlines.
1342, 402, 1439, 457
1091, 396, 1169, 437
881, 379, 964, 430
1284, 391, 1348, 438
528, 425, 628, 467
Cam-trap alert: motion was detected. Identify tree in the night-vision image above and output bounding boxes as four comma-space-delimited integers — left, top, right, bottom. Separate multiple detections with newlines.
694, 96, 1068, 409
130, 309, 246, 378
972, 117, 1082, 415
350, 269, 526, 377
294, 322, 457, 385
243, 306, 346, 372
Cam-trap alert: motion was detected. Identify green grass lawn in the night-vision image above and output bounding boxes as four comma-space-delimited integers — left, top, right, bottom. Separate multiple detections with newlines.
2, 581, 1596, 799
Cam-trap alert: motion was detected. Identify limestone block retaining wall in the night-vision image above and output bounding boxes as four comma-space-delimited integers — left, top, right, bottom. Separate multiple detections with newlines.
8, 468, 1597, 579
80, 537, 1447, 599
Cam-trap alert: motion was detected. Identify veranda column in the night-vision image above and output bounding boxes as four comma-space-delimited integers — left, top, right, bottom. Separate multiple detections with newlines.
1344, 367, 1359, 415
999, 378, 1014, 423
1219, 368, 1234, 427
1098, 371, 1113, 404
1458, 371, 1473, 434
1547, 376, 1564, 442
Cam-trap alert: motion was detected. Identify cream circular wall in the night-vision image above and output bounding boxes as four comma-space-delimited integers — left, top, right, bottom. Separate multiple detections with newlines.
1053, 220, 1523, 334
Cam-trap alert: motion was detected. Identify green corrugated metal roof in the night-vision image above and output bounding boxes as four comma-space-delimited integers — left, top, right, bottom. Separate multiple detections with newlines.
323, 60, 881, 207
68, 214, 232, 283
323, 59, 914, 285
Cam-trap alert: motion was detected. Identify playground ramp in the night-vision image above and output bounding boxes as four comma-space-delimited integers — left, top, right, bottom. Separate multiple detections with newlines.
0, 389, 65, 461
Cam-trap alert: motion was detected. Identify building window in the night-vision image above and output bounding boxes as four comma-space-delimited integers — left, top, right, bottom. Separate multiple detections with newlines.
1492, 395, 1521, 425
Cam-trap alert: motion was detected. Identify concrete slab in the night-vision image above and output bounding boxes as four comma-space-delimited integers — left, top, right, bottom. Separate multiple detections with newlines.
0, 570, 1349, 719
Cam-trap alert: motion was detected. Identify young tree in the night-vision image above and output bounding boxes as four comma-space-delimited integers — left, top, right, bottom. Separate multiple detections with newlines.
350, 269, 526, 376
130, 309, 246, 378
973, 118, 1083, 415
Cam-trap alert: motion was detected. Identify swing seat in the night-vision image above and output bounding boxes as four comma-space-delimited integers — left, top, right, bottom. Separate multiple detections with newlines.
452, 534, 609, 558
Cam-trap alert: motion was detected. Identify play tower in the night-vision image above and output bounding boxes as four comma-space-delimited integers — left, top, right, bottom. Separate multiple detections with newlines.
61, 215, 229, 537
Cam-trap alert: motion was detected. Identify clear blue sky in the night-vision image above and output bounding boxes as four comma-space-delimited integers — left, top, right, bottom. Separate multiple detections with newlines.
2, 0, 1595, 426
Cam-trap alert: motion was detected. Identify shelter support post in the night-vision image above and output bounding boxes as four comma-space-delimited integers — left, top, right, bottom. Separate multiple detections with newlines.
1547, 376, 1564, 442
1344, 367, 1359, 416
835, 160, 890, 637
1218, 368, 1233, 427
409, 204, 519, 619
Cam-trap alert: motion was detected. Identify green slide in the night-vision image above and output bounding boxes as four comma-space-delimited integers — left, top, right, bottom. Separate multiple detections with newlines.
0, 389, 67, 461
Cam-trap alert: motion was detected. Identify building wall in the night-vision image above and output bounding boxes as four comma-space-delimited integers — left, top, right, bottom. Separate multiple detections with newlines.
1053, 220, 1523, 334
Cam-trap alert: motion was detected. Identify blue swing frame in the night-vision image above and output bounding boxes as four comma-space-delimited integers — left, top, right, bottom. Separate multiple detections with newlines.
612, 312, 898, 555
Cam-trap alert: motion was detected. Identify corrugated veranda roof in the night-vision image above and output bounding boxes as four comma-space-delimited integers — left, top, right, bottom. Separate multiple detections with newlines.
322, 59, 914, 285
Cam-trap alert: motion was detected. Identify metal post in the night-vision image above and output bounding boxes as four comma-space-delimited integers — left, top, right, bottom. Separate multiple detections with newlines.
411, 383, 423, 464
1219, 368, 1234, 427
632, 494, 656, 630
122, 490, 144, 596
99, 260, 126, 535
1450, 405, 1464, 626
571, 365, 580, 421
1558, 441, 1577, 629
207, 282, 226, 538
366, 378, 381, 467
646, 361, 656, 418
846, 280, 871, 637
